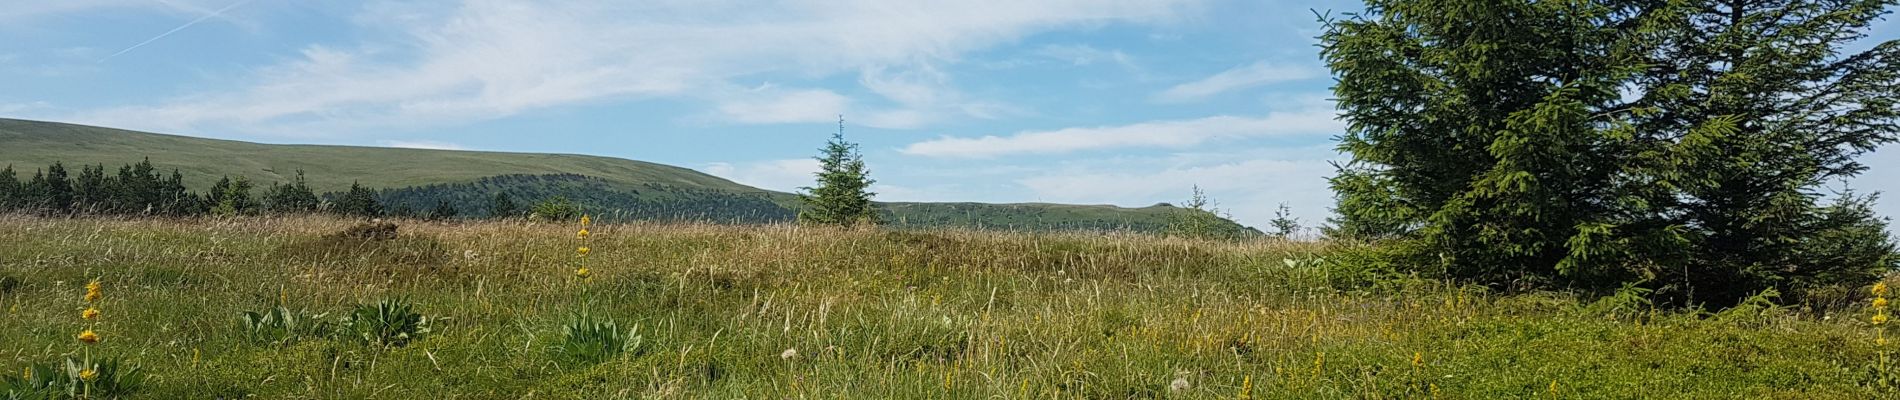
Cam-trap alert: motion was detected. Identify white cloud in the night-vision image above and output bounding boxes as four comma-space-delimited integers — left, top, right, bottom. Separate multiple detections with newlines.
377, 140, 468, 150
901, 107, 1340, 158
0, 101, 54, 115
1016, 154, 1340, 233
702, 158, 820, 192
68, 0, 1200, 136
1035, 44, 1135, 67
713, 85, 850, 125
1153, 61, 1319, 103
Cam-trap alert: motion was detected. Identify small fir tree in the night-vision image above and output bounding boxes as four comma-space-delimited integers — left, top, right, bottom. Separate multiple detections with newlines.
797, 116, 879, 227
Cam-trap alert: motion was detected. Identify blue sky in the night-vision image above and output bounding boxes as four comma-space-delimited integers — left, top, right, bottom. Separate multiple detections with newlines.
2, 1, 1896, 230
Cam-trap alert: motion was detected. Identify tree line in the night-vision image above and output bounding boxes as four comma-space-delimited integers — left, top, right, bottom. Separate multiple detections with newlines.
0, 158, 527, 220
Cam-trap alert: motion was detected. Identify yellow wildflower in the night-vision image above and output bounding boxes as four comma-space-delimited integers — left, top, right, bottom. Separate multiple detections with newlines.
577, 228, 589, 239
575, 268, 590, 278
1877, 282, 1890, 296
78, 368, 97, 381
86, 280, 101, 294
1875, 313, 1890, 326
77, 330, 99, 344
1412, 352, 1424, 368
82, 308, 100, 320
1877, 297, 1890, 309
578, 247, 590, 256
580, 215, 591, 226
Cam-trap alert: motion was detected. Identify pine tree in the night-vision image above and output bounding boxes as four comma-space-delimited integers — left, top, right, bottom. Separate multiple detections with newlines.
430, 199, 459, 220
159, 169, 196, 216
491, 192, 521, 219
111, 158, 163, 214
73, 164, 108, 213
265, 170, 320, 213
1619, 0, 1900, 305
797, 116, 879, 226
42, 162, 73, 213
1320, 0, 1899, 306
334, 182, 382, 217
1167, 185, 1228, 239
1268, 203, 1300, 238
23, 171, 48, 211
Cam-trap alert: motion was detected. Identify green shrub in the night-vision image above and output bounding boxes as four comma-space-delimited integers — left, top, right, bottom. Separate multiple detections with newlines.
239, 305, 332, 345
342, 299, 431, 348
531, 197, 581, 222
551, 313, 644, 365
2, 357, 144, 400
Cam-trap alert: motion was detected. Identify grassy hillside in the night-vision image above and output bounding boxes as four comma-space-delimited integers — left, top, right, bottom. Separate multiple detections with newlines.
0, 118, 1253, 234
0, 118, 755, 194
0, 216, 1891, 398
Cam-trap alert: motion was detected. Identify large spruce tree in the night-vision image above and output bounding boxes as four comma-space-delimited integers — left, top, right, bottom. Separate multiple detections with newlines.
1322, 0, 1898, 306
797, 117, 879, 226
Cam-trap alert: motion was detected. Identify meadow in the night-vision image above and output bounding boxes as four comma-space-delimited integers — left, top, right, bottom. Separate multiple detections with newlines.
0, 214, 1893, 399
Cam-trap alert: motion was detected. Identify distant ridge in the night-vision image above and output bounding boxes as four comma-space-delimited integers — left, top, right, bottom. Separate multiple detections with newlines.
0, 118, 1258, 234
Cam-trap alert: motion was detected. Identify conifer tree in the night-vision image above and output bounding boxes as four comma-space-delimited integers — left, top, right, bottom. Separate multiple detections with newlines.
1268, 203, 1300, 239
491, 192, 521, 219
265, 170, 320, 213
797, 116, 879, 226
23, 171, 48, 211
41, 162, 73, 213
334, 182, 382, 217
1320, 0, 1899, 305
73, 164, 108, 213
430, 199, 459, 220
111, 158, 163, 214
159, 169, 196, 216
1167, 185, 1229, 239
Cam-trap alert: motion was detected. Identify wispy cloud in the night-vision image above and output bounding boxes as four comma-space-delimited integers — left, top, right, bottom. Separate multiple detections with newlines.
1152, 61, 1318, 103
702, 159, 820, 192
71, 0, 1200, 136
901, 106, 1340, 158
712, 85, 850, 125
1015, 152, 1341, 232
98, 0, 252, 63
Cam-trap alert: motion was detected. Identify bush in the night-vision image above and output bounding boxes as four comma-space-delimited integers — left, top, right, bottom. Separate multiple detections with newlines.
531, 197, 581, 222
551, 313, 644, 365
239, 305, 333, 346
342, 299, 431, 348
1, 357, 144, 399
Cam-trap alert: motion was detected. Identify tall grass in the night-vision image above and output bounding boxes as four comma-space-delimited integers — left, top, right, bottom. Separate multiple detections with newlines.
0, 214, 1890, 398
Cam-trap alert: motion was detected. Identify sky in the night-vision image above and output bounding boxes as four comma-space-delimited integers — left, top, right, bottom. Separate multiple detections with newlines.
1, 0, 1896, 231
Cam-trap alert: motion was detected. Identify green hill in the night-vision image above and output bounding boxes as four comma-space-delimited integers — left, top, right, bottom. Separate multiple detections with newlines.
0, 118, 1257, 234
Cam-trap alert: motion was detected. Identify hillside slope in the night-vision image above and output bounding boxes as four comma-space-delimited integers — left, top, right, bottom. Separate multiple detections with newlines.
0, 118, 755, 194
0, 118, 1256, 234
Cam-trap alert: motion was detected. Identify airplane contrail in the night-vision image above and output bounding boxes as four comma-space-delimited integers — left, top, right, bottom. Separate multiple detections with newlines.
98, 0, 253, 63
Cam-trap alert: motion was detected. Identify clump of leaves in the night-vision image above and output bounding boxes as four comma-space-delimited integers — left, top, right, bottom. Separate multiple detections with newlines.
552, 313, 643, 365
342, 298, 431, 348
2, 357, 145, 400
239, 305, 332, 345
0, 274, 22, 296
